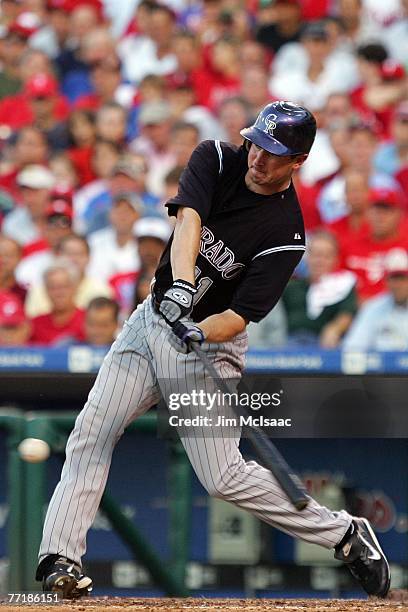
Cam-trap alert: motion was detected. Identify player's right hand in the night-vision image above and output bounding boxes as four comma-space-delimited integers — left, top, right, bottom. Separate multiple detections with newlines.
159, 279, 197, 324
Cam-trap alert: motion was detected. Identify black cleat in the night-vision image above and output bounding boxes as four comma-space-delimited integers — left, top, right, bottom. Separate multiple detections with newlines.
334, 517, 391, 597
36, 555, 93, 599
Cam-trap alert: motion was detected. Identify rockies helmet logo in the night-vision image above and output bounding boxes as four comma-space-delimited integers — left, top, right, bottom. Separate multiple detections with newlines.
263, 113, 277, 136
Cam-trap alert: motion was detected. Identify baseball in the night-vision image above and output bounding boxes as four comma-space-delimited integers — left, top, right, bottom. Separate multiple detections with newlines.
18, 438, 50, 463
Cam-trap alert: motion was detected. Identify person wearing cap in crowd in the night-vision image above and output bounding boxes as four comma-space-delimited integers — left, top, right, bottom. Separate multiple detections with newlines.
0, 23, 25, 100
374, 101, 408, 179
28, 73, 71, 150
87, 192, 146, 316
0, 127, 50, 198
270, 20, 358, 106
0, 11, 41, 100
30, 257, 86, 345
73, 153, 160, 235
129, 216, 173, 315
131, 100, 176, 197
104, 154, 159, 213
16, 197, 74, 289
0, 72, 69, 132
84, 296, 119, 346
343, 249, 408, 350
133, 216, 172, 277
88, 192, 143, 284
0, 235, 27, 304
25, 233, 113, 318
2, 164, 55, 248
342, 186, 408, 301
0, 292, 31, 346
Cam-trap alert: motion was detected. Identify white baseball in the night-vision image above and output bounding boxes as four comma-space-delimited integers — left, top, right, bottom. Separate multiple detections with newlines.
18, 438, 50, 463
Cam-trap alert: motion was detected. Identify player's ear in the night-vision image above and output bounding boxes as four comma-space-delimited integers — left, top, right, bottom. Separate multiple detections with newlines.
243, 139, 251, 152
292, 154, 308, 170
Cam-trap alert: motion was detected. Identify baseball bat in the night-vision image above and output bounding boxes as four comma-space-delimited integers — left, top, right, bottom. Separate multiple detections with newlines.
191, 342, 309, 511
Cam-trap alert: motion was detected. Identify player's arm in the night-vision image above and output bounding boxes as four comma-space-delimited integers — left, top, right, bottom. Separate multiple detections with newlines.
171, 206, 247, 343
160, 141, 220, 325
171, 206, 201, 285
198, 309, 248, 343
159, 206, 201, 324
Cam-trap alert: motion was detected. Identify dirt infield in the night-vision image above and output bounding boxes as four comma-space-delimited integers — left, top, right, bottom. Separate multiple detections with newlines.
1, 592, 408, 612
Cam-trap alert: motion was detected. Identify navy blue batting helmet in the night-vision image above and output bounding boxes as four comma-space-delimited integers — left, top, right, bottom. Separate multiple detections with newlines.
240, 101, 317, 156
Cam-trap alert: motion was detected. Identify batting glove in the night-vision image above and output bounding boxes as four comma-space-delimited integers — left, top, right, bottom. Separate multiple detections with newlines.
159, 279, 197, 325
170, 320, 205, 354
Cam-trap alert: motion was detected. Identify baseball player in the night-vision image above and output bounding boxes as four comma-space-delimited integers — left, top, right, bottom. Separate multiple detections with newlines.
36, 101, 390, 599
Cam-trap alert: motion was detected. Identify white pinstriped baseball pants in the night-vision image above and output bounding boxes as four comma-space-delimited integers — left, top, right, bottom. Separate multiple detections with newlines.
39, 296, 351, 566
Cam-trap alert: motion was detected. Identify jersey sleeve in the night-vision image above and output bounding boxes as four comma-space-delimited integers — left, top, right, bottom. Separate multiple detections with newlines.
230, 247, 305, 323
166, 140, 222, 223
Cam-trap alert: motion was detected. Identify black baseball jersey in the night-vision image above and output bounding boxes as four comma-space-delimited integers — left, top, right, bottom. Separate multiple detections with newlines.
153, 140, 306, 323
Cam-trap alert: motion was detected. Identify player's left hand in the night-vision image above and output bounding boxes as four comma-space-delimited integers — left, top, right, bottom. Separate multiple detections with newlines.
169, 320, 205, 354
159, 279, 197, 324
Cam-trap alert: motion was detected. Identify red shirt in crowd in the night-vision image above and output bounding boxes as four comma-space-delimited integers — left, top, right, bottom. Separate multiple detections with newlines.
67, 146, 96, 186
350, 86, 393, 139
341, 233, 408, 301
395, 166, 408, 203
0, 168, 20, 198
1, 283, 27, 305
0, 93, 70, 131
327, 215, 371, 254
30, 308, 86, 345
295, 181, 322, 231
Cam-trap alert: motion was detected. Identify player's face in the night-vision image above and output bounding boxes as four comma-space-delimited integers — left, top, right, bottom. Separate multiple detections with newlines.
246, 143, 306, 194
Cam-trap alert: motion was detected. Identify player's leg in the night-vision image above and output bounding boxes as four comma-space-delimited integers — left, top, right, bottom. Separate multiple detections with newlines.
150, 313, 389, 597
151, 321, 350, 548
36, 300, 161, 596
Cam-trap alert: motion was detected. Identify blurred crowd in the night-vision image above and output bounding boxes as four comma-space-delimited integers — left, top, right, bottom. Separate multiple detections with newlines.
0, 0, 407, 351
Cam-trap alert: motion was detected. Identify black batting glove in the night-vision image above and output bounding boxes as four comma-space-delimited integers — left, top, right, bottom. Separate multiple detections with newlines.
170, 320, 205, 354
159, 279, 197, 325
